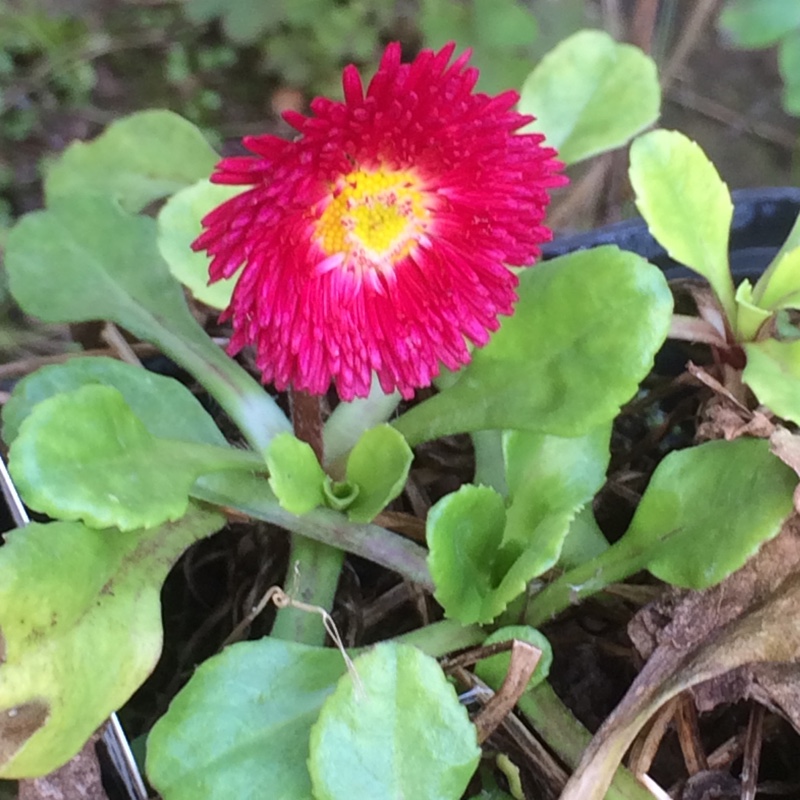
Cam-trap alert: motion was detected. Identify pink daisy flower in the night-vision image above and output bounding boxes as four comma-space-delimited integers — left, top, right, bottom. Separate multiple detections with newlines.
194, 42, 565, 401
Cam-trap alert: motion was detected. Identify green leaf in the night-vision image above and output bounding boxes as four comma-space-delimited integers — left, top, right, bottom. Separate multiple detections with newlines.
309, 643, 480, 800
719, 0, 800, 48
475, 626, 553, 690
428, 485, 507, 624
2, 357, 225, 447
147, 637, 345, 800
322, 379, 402, 464
629, 129, 736, 324
502, 424, 611, 556
0, 507, 224, 778
6, 195, 203, 334
557, 505, 609, 570
779, 31, 800, 115
519, 30, 660, 165
526, 438, 797, 623
753, 245, 800, 310
266, 433, 326, 515
9, 385, 265, 531
4, 192, 291, 452
157, 179, 242, 309
734, 280, 771, 340
322, 477, 360, 511
394, 247, 672, 446
427, 425, 610, 624
753, 209, 800, 305
44, 110, 218, 211
345, 425, 413, 523
743, 339, 800, 424
629, 438, 795, 587
492, 426, 609, 604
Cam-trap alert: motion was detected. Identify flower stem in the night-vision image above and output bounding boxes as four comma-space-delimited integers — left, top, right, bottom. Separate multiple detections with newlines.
289, 389, 324, 461
272, 390, 344, 645
270, 535, 345, 644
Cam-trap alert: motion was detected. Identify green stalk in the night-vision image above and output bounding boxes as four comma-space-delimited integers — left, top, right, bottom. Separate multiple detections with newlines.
509, 682, 656, 800
272, 390, 342, 645
471, 430, 508, 495
192, 473, 434, 587
525, 543, 648, 627
270, 537, 345, 645
139, 316, 291, 453
323, 378, 401, 464
395, 620, 485, 656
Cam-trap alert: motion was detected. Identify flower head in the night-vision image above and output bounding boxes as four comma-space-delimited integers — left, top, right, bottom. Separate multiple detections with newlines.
194, 42, 565, 401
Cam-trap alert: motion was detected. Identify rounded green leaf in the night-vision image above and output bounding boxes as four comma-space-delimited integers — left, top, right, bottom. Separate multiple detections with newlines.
8, 384, 264, 531
629, 130, 735, 323
475, 626, 553, 690
519, 29, 660, 165
627, 438, 796, 587
719, 0, 800, 48
5, 195, 199, 332
744, 339, 800, 424
309, 643, 480, 800
44, 110, 218, 212
266, 433, 326, 515
394, 247, 672, 446
345, 425, 413, 523
427, 485, 508, 624
146, 638, 346, 800
157, 179, 242, 309
0, 507, 224, 778
2, 357, 226, 447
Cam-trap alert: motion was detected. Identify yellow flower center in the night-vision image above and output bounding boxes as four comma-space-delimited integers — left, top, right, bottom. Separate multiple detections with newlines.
316, 167, 430, 275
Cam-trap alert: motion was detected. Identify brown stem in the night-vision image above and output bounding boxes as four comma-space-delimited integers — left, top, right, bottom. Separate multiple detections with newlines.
629, 0, 659, 55
289, 388, 324, 462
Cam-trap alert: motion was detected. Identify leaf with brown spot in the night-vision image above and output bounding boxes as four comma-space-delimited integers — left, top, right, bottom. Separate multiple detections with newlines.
0, 505, 223, 778
0, 702, 49, 766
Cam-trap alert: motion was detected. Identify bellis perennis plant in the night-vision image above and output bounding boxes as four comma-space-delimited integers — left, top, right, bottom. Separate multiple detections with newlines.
3, 29, 800, 800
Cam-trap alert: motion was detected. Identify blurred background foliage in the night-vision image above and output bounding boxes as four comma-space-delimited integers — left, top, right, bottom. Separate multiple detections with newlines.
0, 0, 799, 359
0, 0, 597, 233
2, 0, 799, 222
